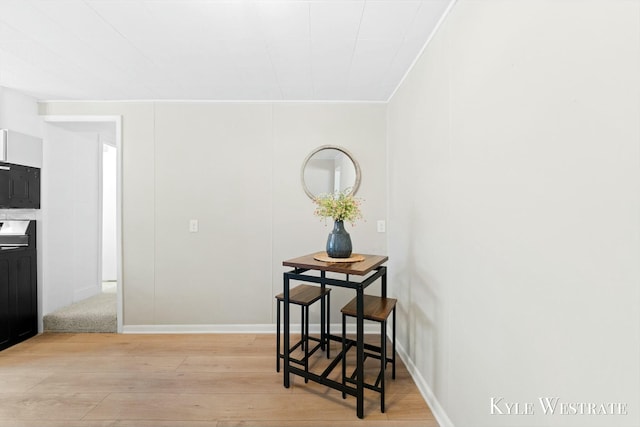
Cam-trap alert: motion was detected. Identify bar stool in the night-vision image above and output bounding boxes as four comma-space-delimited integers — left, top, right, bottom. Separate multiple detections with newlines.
341, 295, 396, 413
276, 284, 331, 379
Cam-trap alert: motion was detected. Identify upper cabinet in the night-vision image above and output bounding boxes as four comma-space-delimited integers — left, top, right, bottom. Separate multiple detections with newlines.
0, 162, 40, 209
0, 129, 42, 209
1, 129, 43, 169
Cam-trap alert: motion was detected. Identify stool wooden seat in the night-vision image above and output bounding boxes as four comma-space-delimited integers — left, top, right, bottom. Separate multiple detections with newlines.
341, 295, 396, 413
276, 284, 331, 380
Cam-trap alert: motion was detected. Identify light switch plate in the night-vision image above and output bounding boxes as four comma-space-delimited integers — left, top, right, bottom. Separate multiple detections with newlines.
377, 220, 386, 233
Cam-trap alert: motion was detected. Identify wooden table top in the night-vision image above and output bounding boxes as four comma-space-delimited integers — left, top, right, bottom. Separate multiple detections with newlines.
283, 253, 388, 276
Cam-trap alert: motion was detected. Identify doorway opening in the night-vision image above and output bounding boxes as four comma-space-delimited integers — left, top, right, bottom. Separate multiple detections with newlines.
40, 116, 122, 333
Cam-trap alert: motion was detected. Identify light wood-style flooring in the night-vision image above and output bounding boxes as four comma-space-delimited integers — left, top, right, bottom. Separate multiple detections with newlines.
0, 333, 438, 427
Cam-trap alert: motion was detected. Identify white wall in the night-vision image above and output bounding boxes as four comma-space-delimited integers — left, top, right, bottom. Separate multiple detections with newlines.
102, 143, 117, 281
38, 101, 387, 328
42, 125, 100, 313
152, 103, 273, 325
387, 1, 640, 426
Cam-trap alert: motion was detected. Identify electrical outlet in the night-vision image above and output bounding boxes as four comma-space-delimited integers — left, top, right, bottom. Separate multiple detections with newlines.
377, 220, 386, 233
189, 219, 199, 233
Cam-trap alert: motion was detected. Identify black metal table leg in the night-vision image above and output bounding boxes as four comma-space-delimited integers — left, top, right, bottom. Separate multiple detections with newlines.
381, 319, 386, 412
326, 291, 330, 358
320, 271, 326, 351
392, 305, 396, 379
381, 266, 387, 298
304, 305, 309, 383
276, 299, 280, 372
356, 285, 364, 419
283, 273, 290, 388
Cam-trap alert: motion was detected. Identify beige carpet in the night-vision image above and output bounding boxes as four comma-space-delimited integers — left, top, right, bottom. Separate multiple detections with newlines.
43, 285, 117, 333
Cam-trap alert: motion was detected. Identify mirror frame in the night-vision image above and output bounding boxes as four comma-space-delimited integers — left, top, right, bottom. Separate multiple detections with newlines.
300, 145, 361, 200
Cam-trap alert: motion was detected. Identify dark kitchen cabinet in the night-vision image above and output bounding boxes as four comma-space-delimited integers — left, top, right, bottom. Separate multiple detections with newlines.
0, 227, 37, 351
0, 161, 40, 209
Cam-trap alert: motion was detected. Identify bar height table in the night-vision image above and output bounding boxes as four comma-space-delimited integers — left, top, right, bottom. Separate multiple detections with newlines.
282, 253, 388, 419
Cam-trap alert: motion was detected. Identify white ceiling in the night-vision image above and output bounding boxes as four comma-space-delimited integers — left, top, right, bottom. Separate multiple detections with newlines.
0, 0, 452, 101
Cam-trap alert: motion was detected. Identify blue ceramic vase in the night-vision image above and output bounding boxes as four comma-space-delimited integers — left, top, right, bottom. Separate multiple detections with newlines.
326, 220, 352, 258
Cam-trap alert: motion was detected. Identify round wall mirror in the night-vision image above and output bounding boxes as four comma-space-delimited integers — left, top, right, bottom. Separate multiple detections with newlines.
301, 145, 361, 199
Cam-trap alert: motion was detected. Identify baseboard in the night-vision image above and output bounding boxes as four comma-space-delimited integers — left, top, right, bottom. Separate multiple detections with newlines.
395, 340, 455, 427
122, 324, 274, 334
122, 323, 379, 334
